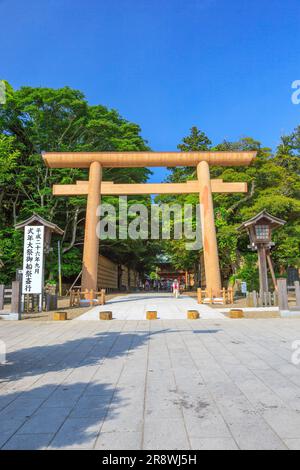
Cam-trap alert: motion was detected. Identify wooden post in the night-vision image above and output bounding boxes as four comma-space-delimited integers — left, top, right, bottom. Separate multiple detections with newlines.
53, 311, 67, 321
252, 290, 257, 308
197, 287, 202, 304
146, 310, 157, 320
197, 161, 222, 297
267, 291, 271, 306
69, 290, 73, 307
257, 245, 269, 296
229, 308, 244, 319
83, 288, 88, 302
228, 286, 233, 304
247, 292, 253, 307
294, 281, 300, 308
0, 285, 4, 310
11, 281, 21, 316
100, 289, 106, 305
100, 311, 112, 320
187, 310, 200, 319
76, 290, 80, 306
277, 278, 288, 311
267, 253, 277, 290
81, 161, 102, 291
222, 287, 226, 304
89, 289, 94, 306
209, 287, 213, 304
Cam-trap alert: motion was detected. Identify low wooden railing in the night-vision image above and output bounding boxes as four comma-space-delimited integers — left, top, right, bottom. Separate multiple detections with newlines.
0, 285, 12, 310
197, 287, 234, 305
69, 288, 106, 307
246, 290, 278, 307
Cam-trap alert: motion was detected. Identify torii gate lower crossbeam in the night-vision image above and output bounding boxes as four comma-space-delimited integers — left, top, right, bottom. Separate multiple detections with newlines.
43, 151, 256, 296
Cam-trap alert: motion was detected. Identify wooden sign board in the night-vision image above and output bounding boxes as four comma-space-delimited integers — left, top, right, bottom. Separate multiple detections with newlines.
22, 226, 44, 294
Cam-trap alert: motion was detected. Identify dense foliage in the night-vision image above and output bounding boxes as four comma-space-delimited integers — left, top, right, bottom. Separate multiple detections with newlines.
0, 83, 157, 284
159, 126, 300, 289
0, 84, 299, 289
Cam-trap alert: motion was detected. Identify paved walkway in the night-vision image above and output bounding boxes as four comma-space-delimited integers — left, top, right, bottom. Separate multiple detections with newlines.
1, 318, 300, 449
76, 293, 226, 321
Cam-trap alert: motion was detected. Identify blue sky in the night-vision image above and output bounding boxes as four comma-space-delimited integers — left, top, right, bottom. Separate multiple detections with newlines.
1, 0, 300, 182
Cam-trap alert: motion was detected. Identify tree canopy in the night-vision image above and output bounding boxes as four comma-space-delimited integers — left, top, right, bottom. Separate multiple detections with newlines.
158, 127, 300, 290
0, 83, 299, 290
0, 84, 155, 284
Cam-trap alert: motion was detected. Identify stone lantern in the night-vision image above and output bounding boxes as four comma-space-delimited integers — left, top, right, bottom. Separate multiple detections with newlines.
238, 210, 285, 295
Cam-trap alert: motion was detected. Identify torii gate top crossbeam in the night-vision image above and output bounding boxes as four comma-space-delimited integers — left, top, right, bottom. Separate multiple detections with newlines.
42, 151, 256, 168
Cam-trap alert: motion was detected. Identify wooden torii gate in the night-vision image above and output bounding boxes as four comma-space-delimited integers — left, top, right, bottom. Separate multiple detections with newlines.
42, 151, 256, 296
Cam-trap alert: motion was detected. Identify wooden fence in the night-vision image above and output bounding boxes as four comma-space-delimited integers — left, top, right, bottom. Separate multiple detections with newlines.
69, 289, 106, 308
197, 287, 234, 305
0, 285, 12, 310
246, 290, 278, 307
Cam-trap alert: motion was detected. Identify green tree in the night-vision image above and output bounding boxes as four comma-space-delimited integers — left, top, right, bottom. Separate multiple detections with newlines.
167, 126, 212, 182
157, 127, 212, 284
161, 128, 300, 288
0, 84, 155, 284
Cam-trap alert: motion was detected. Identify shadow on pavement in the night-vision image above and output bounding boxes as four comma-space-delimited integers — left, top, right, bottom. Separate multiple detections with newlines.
0, 381, 122, 449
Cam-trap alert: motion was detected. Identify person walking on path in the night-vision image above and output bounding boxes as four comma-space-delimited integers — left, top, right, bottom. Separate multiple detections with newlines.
172, 279, 180, 298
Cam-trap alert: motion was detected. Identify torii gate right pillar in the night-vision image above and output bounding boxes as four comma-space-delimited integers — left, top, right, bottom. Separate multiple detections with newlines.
81, 161, 102, 291
197, 161, 222, 297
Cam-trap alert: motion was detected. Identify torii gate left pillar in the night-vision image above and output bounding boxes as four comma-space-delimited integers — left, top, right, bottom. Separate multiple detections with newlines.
81, 161, 102, 291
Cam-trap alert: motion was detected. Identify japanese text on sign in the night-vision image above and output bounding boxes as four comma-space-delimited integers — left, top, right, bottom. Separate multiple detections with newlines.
22, 226, 44, 294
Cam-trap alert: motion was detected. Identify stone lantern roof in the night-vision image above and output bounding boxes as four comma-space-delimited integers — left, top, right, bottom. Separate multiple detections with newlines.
238, 209, 286, 231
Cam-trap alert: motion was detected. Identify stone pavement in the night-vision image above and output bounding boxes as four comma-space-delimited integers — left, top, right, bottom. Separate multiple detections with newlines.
1, 317, 300, 449
76, 293, 226, 321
